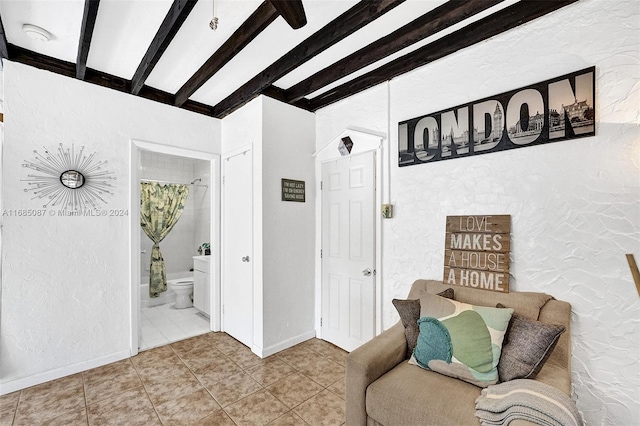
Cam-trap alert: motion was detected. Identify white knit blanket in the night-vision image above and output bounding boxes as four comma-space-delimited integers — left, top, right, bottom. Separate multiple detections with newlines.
475, 379, 583, 426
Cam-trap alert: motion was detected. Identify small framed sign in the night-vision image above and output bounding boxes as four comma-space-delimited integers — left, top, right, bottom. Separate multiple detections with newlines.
443, 215, 511, 293
281, 178, 305, 202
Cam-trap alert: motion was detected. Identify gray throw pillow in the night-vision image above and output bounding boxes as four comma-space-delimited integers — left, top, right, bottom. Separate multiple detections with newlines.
497, 303, 566, 382
392, 288, 454, 358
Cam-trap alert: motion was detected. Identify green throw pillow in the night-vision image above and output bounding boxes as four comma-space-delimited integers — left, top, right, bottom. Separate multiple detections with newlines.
409, 293, 513, 387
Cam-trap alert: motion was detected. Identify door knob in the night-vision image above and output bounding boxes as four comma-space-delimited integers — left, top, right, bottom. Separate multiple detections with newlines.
242, 256, 250, 262
362, 268, 372, 276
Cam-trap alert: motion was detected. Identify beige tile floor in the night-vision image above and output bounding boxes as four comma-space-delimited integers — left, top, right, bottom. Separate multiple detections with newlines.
0, 333, 348, 426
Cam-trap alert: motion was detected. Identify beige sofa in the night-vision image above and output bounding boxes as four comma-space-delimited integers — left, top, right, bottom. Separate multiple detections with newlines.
346, 279, 571, 425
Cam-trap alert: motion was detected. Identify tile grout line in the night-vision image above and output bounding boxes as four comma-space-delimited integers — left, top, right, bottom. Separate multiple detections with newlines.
257, 348, 343, 423
218, 346, 268, 425
203, 338, 298, 424
4, 334, 346, 426
170, 337, 244, 425
82, 372, 90, 426
166, 342, 226, 424
9, 390, 22, 426
209, 342, 263, 425
174, 343, 234, 425
129, 353, 164, 425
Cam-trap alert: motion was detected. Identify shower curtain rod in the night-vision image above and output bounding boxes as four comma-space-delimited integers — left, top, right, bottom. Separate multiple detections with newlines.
140, 178, 208, 188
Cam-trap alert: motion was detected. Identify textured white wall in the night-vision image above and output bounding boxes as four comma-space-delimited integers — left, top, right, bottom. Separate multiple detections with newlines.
221, 97, 317, 356
316, 0, 639, 424
0, 61, 220, 391
261, 96, 316, 352
221, 98, 265, 352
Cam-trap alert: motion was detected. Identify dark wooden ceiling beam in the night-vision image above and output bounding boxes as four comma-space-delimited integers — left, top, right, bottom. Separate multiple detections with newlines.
269, 0, 307, 29
131, 0, 197, 95
308, 0, 579, 111
6, 43, 216, 117
261, 85, 311, 111
174, 1, 280, 107
8, 43, 76, 78
210, 0, 406, 118
76, 0, 100, 80
0, 16, 8, 60
83, 68, 215, 115
285, 0, 504, 103
3, 0, 580, 121
138, 86, 215, 116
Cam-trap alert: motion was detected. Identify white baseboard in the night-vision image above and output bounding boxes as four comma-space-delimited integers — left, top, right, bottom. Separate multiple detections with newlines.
258, 330, 317, 358
0, 350, 131, 396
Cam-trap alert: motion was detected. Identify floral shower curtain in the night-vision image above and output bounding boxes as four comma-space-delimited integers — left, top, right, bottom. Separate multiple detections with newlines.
140, 182, 189, 297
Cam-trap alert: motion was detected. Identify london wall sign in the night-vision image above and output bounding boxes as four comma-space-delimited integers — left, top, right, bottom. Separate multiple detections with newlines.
399, 67, 595, 167
443, 215, 511, 293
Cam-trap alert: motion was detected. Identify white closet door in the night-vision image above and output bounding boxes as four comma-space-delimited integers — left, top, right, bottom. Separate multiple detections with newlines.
222, 149, 253, 347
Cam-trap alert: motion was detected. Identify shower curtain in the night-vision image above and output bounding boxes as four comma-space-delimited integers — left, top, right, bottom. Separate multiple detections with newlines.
140, 182, 189, 298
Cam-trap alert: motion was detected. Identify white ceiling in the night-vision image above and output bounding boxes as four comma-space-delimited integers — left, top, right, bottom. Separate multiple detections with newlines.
2, 0, 85, 62
0, 0, 533, 115
144, 0, 264, 94
301, 0, 519, 99
188, 0, 358, 106
87, 0, 175, 80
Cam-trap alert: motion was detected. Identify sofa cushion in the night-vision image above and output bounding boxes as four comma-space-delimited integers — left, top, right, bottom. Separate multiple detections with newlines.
392, 289, 454, 358
411, 293, 513, 387
408, 279, 553, 321
497, 303, 566, 382
366, 361, 481, 425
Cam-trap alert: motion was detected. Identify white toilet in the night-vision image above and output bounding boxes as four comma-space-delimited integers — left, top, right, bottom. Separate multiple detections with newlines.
168, 278, 194, 309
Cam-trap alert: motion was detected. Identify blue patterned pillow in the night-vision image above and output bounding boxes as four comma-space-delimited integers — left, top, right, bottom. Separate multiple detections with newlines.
409, 293, 513, 387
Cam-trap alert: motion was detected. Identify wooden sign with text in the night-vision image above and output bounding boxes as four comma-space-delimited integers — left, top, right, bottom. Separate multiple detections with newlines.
443, 215, 511, 293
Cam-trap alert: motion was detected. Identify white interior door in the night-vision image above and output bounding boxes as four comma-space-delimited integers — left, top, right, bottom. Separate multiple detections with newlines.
222, 149, 253, 347
321, 150, 376, 352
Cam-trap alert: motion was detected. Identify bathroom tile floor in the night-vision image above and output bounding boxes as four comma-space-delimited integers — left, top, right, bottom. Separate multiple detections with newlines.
0, 333, 348, 425
140, 303, 210, 351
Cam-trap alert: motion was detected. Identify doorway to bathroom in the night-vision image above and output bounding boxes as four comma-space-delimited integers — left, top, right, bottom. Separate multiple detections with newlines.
130, 140, 220, 356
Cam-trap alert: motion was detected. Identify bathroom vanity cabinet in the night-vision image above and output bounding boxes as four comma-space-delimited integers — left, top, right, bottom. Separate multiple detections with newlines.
193, 256, 210, 317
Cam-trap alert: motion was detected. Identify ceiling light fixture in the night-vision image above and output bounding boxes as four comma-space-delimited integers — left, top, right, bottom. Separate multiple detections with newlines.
209, 0, 219, 31
22, 24, 52, 42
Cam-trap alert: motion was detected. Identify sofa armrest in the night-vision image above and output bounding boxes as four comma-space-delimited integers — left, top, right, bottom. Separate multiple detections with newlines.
345, 322, 407, 426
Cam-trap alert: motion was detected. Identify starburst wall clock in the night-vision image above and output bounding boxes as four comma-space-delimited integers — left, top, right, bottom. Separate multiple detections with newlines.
22, 144, 116, 211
